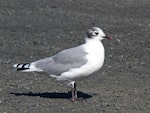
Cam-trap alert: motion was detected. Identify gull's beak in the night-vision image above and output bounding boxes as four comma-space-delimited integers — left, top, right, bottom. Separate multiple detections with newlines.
104, 35, 112, 40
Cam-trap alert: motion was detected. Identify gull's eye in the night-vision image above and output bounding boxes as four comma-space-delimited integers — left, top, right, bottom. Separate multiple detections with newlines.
93, 31, 99, 36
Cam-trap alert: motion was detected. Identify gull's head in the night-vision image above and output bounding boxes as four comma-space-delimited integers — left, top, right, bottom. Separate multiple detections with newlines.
86, 27, 112, 41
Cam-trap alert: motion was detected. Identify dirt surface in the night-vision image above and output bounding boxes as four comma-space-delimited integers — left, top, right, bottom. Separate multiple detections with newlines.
0, 0, 150, 113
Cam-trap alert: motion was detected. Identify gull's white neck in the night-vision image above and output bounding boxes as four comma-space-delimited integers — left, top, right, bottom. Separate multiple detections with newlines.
84, 38, 105, 54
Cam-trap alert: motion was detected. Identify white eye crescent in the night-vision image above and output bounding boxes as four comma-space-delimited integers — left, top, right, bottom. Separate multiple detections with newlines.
93, 31, 99, 36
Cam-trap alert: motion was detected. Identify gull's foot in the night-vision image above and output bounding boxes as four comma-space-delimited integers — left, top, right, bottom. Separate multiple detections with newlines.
71, 97, 85, 102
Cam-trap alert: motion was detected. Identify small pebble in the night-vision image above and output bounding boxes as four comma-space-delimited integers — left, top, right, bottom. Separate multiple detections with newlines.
116, 39, 121, 42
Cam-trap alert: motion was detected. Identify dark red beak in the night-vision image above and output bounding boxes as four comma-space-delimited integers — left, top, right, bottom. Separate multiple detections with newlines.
104, 35, 112, 40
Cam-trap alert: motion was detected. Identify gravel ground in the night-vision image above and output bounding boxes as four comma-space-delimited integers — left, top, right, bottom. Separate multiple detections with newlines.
0, 0, 150, 113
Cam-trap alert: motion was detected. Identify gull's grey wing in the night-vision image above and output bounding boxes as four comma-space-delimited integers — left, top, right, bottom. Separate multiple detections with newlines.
33, 46, 88, 75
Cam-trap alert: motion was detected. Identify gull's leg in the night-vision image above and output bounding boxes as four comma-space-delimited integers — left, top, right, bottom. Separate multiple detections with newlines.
74, 82, 78, 99
68, 81, 80, 101
71, 85, 75, 101
68, 81, 75, 101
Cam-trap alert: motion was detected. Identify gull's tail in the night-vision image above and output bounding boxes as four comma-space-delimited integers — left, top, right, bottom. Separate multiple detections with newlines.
13, 63, 31, 71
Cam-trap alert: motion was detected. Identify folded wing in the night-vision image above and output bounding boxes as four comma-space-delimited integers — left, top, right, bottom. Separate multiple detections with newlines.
32, 46, 88, 75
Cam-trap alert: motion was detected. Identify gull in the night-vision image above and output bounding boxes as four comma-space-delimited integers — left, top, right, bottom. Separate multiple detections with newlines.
13, 27, 112, 101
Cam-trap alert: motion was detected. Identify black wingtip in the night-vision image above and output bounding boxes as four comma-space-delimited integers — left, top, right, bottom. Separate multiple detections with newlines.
14, 63, 30, 71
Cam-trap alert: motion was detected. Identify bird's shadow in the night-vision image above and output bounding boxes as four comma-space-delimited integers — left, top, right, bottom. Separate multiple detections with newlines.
10, 91, 92, 100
